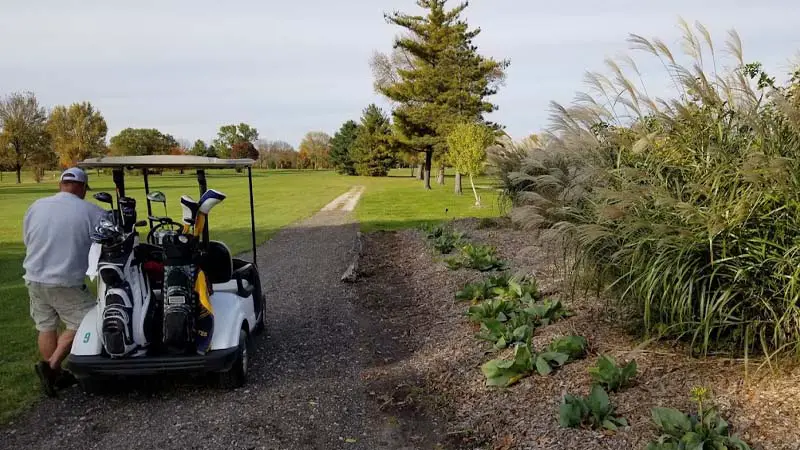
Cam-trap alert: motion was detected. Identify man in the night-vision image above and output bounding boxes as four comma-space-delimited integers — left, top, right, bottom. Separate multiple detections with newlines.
22, 167, 104, 396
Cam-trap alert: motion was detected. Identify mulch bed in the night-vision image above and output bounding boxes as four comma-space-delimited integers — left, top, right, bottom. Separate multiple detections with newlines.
354, 218, 800, 450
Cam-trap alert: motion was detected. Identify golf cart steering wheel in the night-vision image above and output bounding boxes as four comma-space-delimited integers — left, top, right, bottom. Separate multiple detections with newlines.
147, 217, 184, 245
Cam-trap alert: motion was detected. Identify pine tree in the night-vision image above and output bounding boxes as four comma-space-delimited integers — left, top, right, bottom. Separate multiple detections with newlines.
329, 120, 359, 175
377, 0, 508, 189
352, 104, 396, 177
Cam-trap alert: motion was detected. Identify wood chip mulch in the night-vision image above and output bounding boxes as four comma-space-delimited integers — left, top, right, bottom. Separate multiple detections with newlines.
354, 218, 800, 450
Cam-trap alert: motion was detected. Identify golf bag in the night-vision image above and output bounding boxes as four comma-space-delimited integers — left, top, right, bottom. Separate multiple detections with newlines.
90, 198, 155, 358
161, 233, 199, 352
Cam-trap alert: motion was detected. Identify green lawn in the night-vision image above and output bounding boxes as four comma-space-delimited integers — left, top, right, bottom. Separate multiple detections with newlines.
0, 168, 500, 422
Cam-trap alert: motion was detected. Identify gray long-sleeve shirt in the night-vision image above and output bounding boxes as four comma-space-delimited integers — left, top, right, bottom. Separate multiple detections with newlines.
23, 192, 105, 286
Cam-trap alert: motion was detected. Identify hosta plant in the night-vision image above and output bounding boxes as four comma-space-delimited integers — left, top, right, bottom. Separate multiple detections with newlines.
547, 335, 588, 360
477, 313, 533, 350
646, 388, 751, 450
455, 273, 513, 302
431, 230, 466, 254
523, 299, 572, 326
481, 343, 533, 387
446, 244, 508, 271
588, 355, 637, 392
466, 299, 517, 324
532, 350, 570, 375
559, 385, 628, 431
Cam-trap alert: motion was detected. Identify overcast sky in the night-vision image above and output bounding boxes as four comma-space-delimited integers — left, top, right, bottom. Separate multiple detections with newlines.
1, 0, 798, 147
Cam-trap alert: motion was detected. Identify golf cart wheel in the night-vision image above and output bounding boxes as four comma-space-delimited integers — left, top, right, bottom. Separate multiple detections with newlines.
78, 376, 110, 395
217, 328, 249, 389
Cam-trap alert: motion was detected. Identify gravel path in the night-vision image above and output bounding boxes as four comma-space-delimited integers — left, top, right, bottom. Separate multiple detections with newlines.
1, 209, 402, 450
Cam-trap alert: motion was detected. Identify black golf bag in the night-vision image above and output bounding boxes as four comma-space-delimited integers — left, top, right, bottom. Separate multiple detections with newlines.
161, 233, 199, 352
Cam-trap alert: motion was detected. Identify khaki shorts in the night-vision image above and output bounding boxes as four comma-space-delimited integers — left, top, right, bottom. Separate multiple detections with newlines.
27, 281, 94, 332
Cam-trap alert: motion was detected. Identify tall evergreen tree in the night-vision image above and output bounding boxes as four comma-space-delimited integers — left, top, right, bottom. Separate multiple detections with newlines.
377, 0, 508, 189
329, 120, 359, 175
352, 104, 396, 177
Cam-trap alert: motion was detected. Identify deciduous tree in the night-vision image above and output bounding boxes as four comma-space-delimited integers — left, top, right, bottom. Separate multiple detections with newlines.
447, 121, 494, 205
0, 92, 51, 183
298, 131, 332, 170
47, 102, 108, 167
109, 128, 179, 156
213, 123, 259, 158
190, 139, 210, 156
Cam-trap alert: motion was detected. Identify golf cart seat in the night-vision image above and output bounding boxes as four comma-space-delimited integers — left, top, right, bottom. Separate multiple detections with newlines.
204, 241, 256, 298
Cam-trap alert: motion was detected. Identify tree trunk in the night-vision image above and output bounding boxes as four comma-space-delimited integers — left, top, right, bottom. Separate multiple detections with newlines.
423, 150, 432, 190
417, 163, 424, 180
15, 165, 22, 184
469, 173, 481, 206
454, 173, 463, 195
410, 166, 415, 177
437, 164, 445, 185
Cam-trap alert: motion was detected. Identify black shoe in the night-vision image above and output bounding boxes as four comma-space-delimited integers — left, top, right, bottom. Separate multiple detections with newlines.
54, 370, 77, 390
34, 361, 57, 398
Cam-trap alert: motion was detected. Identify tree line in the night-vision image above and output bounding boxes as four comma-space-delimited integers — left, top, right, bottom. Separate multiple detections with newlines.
0, 92, 343, 183
329, 0, 509, 194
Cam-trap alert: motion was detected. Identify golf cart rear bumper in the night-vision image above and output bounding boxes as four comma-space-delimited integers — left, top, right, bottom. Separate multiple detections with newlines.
66, 347, 238, 377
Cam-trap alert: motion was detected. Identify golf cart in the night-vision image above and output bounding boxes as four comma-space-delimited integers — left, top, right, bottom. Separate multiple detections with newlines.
66, 155, 266, 391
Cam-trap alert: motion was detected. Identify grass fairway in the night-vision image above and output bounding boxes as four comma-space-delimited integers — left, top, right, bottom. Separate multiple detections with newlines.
0, 168, 499, 422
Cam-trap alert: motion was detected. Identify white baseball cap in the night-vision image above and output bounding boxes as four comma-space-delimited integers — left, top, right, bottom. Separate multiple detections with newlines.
60, 167, 90, 188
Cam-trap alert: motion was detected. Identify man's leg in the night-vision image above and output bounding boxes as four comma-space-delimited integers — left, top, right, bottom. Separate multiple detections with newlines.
28, 282, 60, 396
38, 331, 57, 360
53, 284, 95, 370
48, 329, 77, 370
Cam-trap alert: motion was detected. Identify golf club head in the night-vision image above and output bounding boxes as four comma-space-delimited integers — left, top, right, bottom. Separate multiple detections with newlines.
94, 192, 113, 205
198, 189, 226, 215
146, 191, 166, 204
180, 195, 198, 225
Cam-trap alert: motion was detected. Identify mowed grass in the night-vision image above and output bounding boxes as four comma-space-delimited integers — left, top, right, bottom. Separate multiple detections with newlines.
0, 168, 499, 422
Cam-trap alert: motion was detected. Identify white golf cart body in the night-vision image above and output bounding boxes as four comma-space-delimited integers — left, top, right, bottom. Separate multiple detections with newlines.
67, 156, 264, 384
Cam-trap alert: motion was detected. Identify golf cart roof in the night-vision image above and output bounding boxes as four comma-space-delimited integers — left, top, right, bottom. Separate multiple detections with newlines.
78, 155, 255, 169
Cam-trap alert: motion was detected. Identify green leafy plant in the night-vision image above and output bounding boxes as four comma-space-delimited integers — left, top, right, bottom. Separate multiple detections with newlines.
477, 313, 533, 350
466, 299, 517, 323
455, 273, 512, 302
482, 336, 588, 386
559, 385, 628, 431
532, 350, 570, 375
588, 355, 637, 392
446, 244, 508, 271
646, 387, 751, 450
547, 335, 588, 359
480, 343, 533, 387
523, 299, 572, 326
431, 230, 466, 254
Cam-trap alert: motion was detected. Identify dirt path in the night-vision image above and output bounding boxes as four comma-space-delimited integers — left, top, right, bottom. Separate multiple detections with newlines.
0, 206, 432, 450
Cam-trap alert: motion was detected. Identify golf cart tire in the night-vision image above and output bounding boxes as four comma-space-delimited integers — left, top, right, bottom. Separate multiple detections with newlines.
254, 293, 267, 335
216, 328, 249, 389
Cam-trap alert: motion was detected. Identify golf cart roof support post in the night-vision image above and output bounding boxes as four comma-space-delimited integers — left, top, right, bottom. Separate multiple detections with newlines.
248, 167, 257, 263
112, 168, 125, 198
197, 169, 209, 243
142, 168, 154, 229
